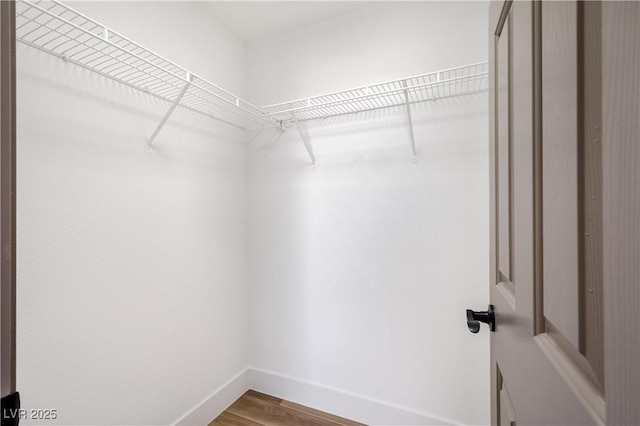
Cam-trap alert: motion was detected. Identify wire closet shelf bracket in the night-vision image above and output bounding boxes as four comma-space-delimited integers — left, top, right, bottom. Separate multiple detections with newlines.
16, 0, 278, 150
263, 62, 489, 163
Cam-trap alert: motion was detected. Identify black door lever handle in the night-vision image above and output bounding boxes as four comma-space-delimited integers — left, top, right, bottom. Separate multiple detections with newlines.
466, 305, 495, 333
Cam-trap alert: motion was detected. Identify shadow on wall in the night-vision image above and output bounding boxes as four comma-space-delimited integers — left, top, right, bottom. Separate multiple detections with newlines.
248, 93, 488, 168
246, 92, 490, 425
18, 49, 245, 149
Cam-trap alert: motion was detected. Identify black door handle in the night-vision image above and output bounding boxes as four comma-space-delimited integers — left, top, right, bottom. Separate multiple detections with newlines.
466, 305, 495, 333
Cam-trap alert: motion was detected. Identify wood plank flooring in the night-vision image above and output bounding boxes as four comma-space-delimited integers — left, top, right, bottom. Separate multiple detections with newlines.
209, 390, 366, 426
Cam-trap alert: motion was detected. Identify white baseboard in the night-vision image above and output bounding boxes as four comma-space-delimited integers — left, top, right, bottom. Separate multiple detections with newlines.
248, 367, 458, 426
172, 368, 250, 426
172, 366, 460, 426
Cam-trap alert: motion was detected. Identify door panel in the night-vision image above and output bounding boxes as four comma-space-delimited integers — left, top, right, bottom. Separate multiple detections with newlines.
541, 0, 580, 351
579, 0, 604, 387
489, 1, 605, 425
498, 376, 516, 426
494, 0, 536, 335
510, 0, 535, 335
496, 14, 512, 285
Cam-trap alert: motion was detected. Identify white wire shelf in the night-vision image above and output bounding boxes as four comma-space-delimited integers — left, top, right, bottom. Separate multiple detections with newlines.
16, 0, 275, 132
262, 62, 489, 122
16, 0, 488, 160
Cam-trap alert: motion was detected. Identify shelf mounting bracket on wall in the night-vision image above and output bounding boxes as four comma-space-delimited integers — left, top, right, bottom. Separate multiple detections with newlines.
145, 72, 192, 153
292, 114, 316, 165
402, 80, 418, 162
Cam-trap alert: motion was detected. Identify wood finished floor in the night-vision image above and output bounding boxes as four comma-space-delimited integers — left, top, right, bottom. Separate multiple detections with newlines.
209, 390, 366, 426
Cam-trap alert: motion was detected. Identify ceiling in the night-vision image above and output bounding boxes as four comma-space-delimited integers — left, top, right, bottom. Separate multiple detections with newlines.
203, 2, 374, 43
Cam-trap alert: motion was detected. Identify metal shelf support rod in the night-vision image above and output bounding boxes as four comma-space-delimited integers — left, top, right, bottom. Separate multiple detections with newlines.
147, 72, 192, 151
403, 80, 418, 161
293, 114, 316, 165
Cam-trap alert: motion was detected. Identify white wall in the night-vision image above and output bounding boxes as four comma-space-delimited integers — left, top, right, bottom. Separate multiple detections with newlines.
246, 3, 490, 425
246, 1, 489, 107
17, 2, 249, 425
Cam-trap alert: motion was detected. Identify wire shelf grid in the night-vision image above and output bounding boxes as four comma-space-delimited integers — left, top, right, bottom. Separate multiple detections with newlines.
17, 0, 488, 134
263, 62, 489, 122
16, 0, 274, 130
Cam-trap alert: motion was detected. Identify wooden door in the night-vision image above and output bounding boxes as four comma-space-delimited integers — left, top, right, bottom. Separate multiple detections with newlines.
486, 1, 640, 424
488, 1, 640, 424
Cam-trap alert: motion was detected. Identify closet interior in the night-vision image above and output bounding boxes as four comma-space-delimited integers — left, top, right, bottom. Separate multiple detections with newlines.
15, 1, 490, 425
